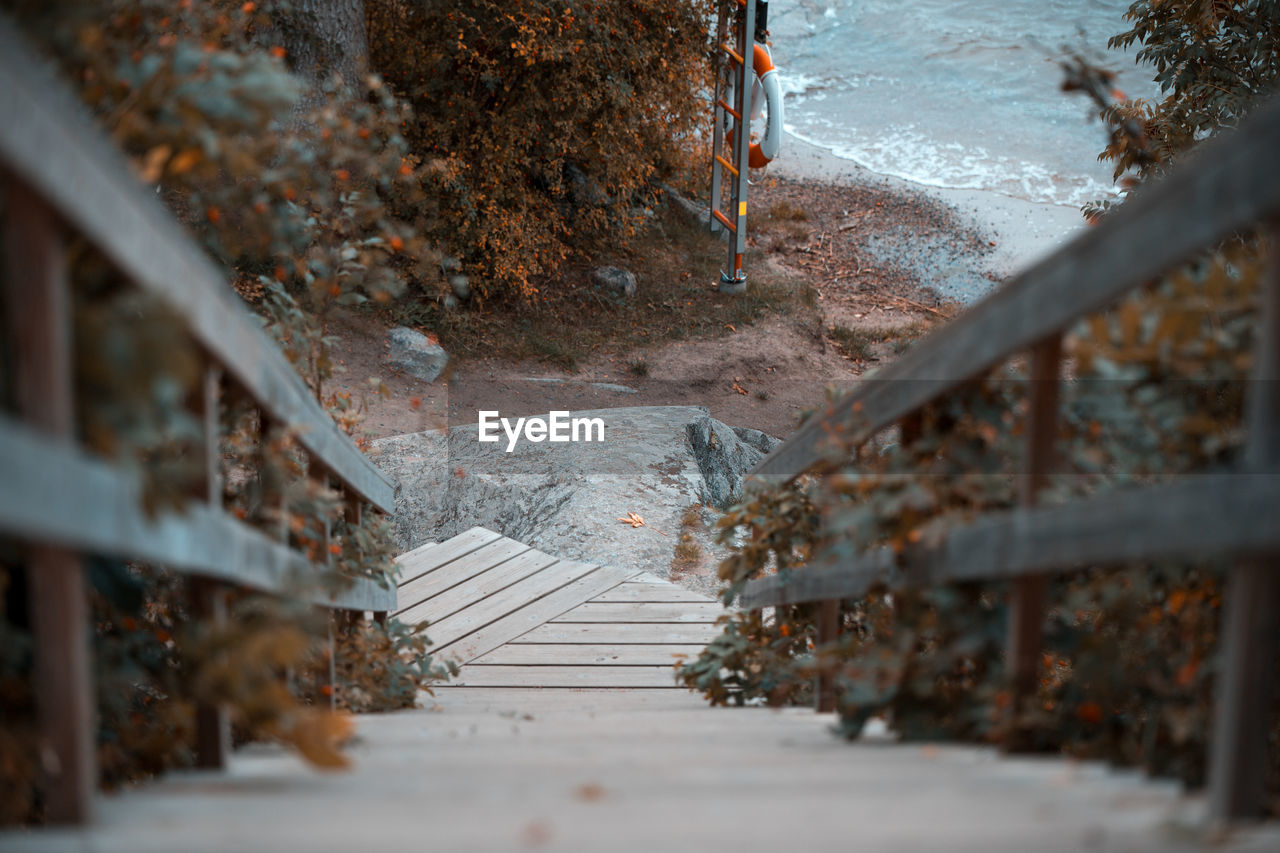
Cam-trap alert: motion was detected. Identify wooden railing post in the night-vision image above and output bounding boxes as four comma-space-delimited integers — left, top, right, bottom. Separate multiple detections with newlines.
1208, 224, 1280, 820
814, 599, 840, 712
191, 365, 230, 769
1004, 334, 1061, 750
2, 177, 95, 823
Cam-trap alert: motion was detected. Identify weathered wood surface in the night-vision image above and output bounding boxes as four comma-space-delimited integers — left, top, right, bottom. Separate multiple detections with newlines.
433, 564, 638, 665
549, 602, 724, 623
0, 19, 394, 512
450, 665, 679, 688
419, 559, 603, 648
394, 526, 501, 584
9, 690, 1279, 853
401, 529, 721, 683
472, 644, 705, 666
400, 549, 559, 627
0, 417, 396, 612
741, 473, 1280, 609
751, 96, 1280, 482
1208, 224, 1280, 820
394, 536, 530, 617
591, 581, 714, 602
512, 622, 725, 644
1005, 334, 1061, 745
2, 180, 94, 824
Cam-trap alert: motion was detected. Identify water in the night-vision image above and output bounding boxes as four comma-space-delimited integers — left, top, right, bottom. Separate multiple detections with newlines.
769, 0, 1160, 207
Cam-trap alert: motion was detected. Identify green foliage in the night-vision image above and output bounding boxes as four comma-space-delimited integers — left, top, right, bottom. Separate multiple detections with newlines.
367, 0, 712, 300
334, 618, 458, 713
1079, 0, 1280, 215
675, 610, 813, 707
0, 0, 456, 823
678, 224, 1270, 794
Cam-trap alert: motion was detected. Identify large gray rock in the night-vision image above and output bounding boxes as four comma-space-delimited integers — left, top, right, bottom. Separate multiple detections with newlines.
387, 326, 449, 383
591, 266, 637, 298
686, 416, 774, 508
369, 406, 780, 591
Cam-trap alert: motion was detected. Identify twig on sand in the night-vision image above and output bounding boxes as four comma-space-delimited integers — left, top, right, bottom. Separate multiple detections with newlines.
875, 292, 948, 318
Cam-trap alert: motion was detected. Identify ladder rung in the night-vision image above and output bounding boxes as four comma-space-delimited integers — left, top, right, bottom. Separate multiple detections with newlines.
717, 99, 741, 121
720, 43, 744, 65
715, 155, 739, 177
712, 209, 737, 233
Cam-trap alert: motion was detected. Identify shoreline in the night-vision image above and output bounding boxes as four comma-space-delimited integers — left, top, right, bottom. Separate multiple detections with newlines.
767, 132, 1088, 290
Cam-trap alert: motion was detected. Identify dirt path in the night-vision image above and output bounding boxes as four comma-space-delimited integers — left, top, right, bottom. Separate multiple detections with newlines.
326, 174, 998, 442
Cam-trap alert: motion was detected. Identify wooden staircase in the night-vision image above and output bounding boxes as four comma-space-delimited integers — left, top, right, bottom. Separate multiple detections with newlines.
394, 527, 723, 689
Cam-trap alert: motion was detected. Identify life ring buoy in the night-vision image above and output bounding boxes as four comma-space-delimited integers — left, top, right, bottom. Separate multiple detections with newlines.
748, 43, 783, 168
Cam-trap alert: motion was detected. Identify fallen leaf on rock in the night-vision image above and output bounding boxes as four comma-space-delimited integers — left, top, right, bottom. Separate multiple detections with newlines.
618, 511, 646, 528
574, 782, 606, 802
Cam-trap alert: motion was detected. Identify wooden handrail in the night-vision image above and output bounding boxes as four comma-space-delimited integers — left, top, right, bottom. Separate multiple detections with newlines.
0, 417, 395, 611
0, 19, 394, 513
0, 16, 405, 822
739, 473, 1280, 609
750, 96, 1280, 484
739, 95, 1280, 822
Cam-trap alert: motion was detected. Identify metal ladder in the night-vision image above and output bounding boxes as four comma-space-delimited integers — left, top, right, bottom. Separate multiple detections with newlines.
709, 0, 766, 293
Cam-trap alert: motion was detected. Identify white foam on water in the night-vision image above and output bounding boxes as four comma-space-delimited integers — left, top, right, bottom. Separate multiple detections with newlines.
767, 0, 1158, 208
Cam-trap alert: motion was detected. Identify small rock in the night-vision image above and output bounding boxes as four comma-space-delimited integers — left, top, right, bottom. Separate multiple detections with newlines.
592, 266, 637, 298
387, 326, 449, 383
449, 274, 470, 300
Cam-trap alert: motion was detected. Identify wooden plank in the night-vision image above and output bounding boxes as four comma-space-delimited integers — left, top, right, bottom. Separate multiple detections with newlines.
1208, 223, 1280, 821
471, 644, 707, 666
512, 622, 725, 644
741, 473, 1280, 609
2, 179, 93, 824
394, 527, 500, 582
394, 537, 530, 615
0, 22, 394, 512
1005, 334, 1061, 750
449, 665, 679, 688
192, 365, 229, 769
422, 559, 605, 651
397, 548, 558, 627
814, 600, 840, 713
591, 582, 714, 603
436, 564, 639, 664
552, 602, 726, 623
0, 417, 395, 612
750, 95, 1280, 483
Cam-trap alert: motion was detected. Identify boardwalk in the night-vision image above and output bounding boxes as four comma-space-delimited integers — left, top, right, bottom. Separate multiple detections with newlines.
396, 527, 723, 689
6, 531, 1280, 852
7, 688, 1280, 852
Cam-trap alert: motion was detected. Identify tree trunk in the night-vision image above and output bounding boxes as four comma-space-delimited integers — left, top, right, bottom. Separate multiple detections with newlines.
283, 0, 369, 98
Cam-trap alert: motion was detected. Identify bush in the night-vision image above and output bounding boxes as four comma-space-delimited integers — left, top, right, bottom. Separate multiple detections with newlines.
367, 0, 712, 300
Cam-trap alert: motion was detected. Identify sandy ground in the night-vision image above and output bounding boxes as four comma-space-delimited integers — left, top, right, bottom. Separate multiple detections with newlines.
328, 133, 1089, 442
770, 134, 1087, 284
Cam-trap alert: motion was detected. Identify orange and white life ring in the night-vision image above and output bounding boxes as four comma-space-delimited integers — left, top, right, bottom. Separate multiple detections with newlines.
748, 43, 783, 168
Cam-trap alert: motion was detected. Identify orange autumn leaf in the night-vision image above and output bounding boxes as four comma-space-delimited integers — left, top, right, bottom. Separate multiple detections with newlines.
1075, 702, 1103, 725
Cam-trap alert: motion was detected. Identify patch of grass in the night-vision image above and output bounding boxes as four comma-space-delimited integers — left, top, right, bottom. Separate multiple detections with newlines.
525, 335, 580, 370
829, 325, 880, 361
768, 199, 810, 222
626, 358, 649, 377
673, 537, 702, 564
888, 321, 930, 355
